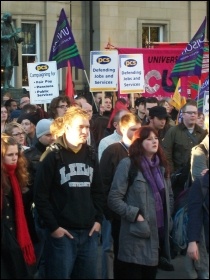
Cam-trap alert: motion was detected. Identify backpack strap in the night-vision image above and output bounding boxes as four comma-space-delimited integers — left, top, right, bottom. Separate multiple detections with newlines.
49, 143, 64, 163
197, 143, 208, 157
128, 158, 138, 186
199, 175, 209, 215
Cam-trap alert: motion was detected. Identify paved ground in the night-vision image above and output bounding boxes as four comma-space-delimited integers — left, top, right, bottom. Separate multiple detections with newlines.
97, 243, 190, 279
156, 254, 189, 279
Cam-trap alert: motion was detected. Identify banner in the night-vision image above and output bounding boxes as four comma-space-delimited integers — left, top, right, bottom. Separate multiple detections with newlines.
49, 8, 84, 70
117, 47, 208, 99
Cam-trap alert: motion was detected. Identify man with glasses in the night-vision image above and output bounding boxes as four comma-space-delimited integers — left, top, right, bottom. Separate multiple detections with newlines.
48, 96, 71, 120
162, 99, 207, 200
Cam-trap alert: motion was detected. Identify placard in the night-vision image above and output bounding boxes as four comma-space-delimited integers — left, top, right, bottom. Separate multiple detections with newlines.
27, 61, 59, 104
119, 54, 144, 94
90, 50, 118, 92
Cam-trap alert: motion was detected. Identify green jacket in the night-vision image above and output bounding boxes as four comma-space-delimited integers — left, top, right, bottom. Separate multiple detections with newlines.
162, 123, 207, 173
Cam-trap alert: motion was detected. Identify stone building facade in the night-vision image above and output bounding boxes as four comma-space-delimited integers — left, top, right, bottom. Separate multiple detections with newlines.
1, 1, 208, 95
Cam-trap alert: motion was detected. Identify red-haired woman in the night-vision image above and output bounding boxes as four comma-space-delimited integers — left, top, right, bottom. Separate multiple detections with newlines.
108, 126, 174, 279
1, 134, 36, 278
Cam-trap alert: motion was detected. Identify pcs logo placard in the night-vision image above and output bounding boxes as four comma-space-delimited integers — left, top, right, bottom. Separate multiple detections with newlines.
124, 59, 137, 67
35, 64, 49, 71
97, 56, 111, 64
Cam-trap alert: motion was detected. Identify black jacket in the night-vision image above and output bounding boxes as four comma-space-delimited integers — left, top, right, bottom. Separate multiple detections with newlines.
99, 141, 129, 220
187, 171, 209, 252
34, 135, 105, 233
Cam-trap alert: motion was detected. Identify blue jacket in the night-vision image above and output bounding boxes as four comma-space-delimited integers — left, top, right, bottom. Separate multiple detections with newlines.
187, 171, 209, 253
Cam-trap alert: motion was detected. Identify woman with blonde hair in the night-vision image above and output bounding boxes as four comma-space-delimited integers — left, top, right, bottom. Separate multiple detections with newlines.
1, 134, 36, 278
4, 121, 29, 151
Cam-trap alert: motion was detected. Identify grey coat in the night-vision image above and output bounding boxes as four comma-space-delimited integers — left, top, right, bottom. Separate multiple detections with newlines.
108, 157, 174, 266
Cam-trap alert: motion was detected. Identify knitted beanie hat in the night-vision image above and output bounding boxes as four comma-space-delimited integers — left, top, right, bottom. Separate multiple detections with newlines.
36, 119, 52, 138
17, 112, 41, 126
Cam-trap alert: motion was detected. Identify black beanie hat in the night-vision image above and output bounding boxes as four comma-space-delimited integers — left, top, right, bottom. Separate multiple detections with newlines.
17, 112, 41, 126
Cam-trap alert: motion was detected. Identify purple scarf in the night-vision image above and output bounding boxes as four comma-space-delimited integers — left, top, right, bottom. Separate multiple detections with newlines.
140, 155, 165, 230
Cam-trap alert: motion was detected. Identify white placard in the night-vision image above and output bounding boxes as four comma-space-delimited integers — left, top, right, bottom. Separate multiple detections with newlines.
90, 50, 118, 92
27, 61, 59, 104
119, 54, 144, 94
203, 91, 209, 115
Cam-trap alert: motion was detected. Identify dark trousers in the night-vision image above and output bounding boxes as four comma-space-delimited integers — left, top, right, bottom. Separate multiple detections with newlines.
115, 260, 158, 279
111, 219, 122, 279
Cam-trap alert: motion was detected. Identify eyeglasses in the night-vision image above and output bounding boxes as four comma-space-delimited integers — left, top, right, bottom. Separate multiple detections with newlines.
56, 105, 70, 109
183, 111, 198, 115
12, 132, 25, 137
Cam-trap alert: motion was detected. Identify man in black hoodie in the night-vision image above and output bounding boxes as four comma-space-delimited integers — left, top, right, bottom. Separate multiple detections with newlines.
34, 106, 105, 279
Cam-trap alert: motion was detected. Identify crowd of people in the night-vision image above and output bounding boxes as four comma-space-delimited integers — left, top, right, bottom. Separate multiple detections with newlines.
1, 90, 209, 279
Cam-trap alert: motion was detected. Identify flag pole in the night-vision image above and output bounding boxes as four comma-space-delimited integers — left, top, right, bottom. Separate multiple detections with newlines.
196, 79, 201, 108
83, 69, 98, 112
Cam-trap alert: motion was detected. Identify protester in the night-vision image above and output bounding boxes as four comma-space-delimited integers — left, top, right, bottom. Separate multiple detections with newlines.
4, 98, 18, 121
10, 109, 22, 122
134, 97, 146, 124
100, 113, 141, 278
19, 95, 30, 109
82, 102, 96, 149
141, 97, 159, 125
34, 106, 105, 279
98, 109, 128, 161
103, 98, 129, 138
162, 100, 207, 200
184, 115, 209, 279
98, 96, 113, 118
92, 92, 102, 114
196, 111, 205, 129
187, 170, 209, 279
159, 98, 176, 126
1, 134, 36, 279
2, 91, 13, 102
1, 105, 9, 133
24, 119, 55, 279
17, 111, 41, 147
191, 115, 209, 181
48, 95, 71, 120
148, 106, 171, 143
4, 121, 29, 151
108, 126, 174, 279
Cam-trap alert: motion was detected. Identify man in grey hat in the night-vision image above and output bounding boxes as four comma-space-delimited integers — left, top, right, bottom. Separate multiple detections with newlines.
24, 119, 55, 279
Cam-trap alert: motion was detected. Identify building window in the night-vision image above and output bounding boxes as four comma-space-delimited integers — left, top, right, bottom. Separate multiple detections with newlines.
142, 25, 163, 48
137, 19, 170, 48
21, 22, 40, 87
